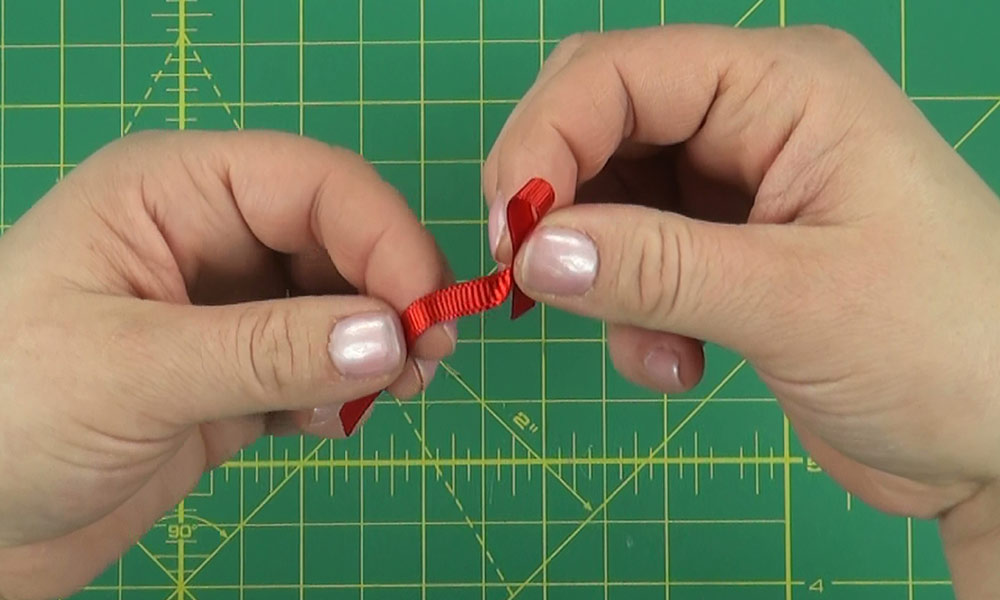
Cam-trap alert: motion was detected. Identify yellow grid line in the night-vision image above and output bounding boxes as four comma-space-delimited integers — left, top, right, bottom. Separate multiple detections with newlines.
779, 5, 790, 598
238, 9, 246, 598
83, 580, 815, 590
537, 2, 549, 596
418, 1, 427, 596
239, 0, 245, 128
177, 0, 187, 130
143, 517, 794, 528
661, 14, 668, 600
176, 500, 188, 600
478, 0, 488, 596
783, 417, 792, 600
900, 0, 907, 92
911, 95, 1000, 101
220, 455, 800, 469
58, 0, 65, 179
1, 0, 5, 231
297, 7, 305, 600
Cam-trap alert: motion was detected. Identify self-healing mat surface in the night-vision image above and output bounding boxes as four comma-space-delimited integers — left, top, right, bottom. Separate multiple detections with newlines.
2, 1, 999, 599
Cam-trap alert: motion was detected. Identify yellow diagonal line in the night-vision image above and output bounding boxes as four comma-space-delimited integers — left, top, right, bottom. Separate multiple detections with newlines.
137, 541, 180, 586
124, 50, 174, 135
953, 99, 1000, 150
189, 41, 243, 130
441, 362, 594, 511
734, 0, 768, 28
181, 439, 329, 585
506, 359, 747, 599
392, 396, 511, 595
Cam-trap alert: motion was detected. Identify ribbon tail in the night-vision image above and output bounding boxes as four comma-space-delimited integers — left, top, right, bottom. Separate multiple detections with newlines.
510, 287, 535, 320
340, 392, 379, 436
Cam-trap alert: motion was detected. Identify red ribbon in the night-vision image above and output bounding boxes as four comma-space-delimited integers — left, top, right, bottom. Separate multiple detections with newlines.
338, 177, 555, 435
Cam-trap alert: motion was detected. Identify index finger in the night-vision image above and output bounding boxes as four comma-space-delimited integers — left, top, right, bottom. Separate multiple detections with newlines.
482, 24, 882, 262
91, 130, 455, 357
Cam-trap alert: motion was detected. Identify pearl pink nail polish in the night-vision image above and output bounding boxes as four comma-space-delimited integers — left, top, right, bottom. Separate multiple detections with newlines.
328, 313, 404, 379
488, 193, 509, 260
519, 227, 598, 296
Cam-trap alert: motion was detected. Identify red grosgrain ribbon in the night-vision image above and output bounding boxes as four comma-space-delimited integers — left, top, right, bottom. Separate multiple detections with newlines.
338, 178, 556, 436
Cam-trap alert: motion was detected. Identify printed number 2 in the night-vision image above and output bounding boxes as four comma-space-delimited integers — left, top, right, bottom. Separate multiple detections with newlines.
809, 579, 824, 593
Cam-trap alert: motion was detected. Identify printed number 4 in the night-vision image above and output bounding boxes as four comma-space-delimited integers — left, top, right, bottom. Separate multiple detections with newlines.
809, 579, 824, 593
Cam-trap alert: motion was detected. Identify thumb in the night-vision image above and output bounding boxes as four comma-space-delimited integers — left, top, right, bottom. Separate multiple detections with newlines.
121, 295, 407, 425
513, 203, 807, 352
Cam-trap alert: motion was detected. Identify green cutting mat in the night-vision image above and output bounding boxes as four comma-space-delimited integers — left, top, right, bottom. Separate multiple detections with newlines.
2, 0, 999, 598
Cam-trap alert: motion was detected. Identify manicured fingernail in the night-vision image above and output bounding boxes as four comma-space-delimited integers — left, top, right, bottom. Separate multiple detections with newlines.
520, 227, 598, 296
488, 193, 508, 259
310, 404, 341, 429
416, 358, 439, 388
643, 347, 683, 393
328, 313, 404, 379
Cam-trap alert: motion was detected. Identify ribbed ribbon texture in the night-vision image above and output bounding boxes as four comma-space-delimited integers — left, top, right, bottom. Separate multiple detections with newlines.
339, 177, 556, 435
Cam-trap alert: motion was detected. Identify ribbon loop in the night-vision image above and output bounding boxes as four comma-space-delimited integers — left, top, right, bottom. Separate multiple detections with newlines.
506, 177, 555, 319
339, 178, 556, 435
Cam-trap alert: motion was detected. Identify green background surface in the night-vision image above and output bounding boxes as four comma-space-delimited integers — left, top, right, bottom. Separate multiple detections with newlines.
2, 1, 999, 599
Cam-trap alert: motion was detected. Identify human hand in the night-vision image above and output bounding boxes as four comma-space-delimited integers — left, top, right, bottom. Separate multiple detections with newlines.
485, 25, 1000, 597
0, 131, 455, 599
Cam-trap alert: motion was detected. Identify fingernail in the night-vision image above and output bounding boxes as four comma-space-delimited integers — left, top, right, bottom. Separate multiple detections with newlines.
328, 313, 404, 379
416, 358, 439, 388
520, 227, 598, 296
310, 404, 341, 428
643, 347, 683, 393
443, 320, 458, 347
488, 192, 509, 259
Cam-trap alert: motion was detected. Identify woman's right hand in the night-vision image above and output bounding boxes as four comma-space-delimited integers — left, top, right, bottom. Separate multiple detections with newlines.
485, 25, 1000, 597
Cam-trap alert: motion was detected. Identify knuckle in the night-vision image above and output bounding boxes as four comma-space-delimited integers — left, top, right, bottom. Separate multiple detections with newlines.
785, 25, 872, 77
234, 306, 307, 398
805, 24, 865, 53
553, 32, 596, 58
614, 220, 692, 323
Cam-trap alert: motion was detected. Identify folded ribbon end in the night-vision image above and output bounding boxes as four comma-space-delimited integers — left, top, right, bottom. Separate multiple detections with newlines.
505, 177, 555, 320
339, 392, 378, 437
510, 287, 535, 320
